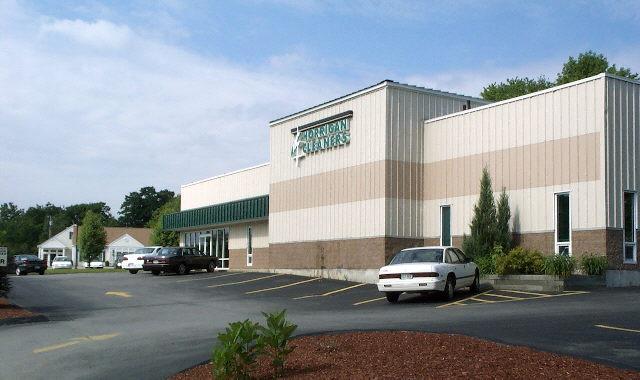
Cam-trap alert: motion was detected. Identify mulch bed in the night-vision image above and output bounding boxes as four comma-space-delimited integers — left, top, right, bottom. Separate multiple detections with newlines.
0, 297, 36, 321
172, 331, 640, 379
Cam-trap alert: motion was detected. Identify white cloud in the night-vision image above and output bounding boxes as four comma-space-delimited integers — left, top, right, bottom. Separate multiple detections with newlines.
0, 3, 353, 212
41, 19, 132, 48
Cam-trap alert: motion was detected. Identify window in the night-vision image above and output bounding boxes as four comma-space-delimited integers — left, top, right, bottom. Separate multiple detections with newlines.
555, 192, 571, 255
441, 205, 451, 246
624, 192, 637, 263
246, 226, 253, 266
454, 248, 468, 263
445, 249, 460, 264
69, 231, 73, 240
390, 249, 443, 265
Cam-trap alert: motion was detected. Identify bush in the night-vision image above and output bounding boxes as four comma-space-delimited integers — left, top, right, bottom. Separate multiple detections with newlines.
580, 254, 608, 276
259, 310, 298, 377
543, 254, 576, 277
212, 310, 298, 379
495, 247, 544, 275
473, 245, 504, 275
212, 319, 262, 380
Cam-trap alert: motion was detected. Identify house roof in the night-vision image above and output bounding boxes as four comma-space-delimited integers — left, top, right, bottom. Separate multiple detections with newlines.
74, 226, 152, 246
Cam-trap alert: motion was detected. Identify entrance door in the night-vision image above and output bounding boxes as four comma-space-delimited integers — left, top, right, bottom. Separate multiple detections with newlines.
199, 232, 212, 256
214, 228, 229, 269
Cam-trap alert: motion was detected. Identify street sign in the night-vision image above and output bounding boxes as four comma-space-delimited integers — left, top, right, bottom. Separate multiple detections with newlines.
0, 247, 7, 267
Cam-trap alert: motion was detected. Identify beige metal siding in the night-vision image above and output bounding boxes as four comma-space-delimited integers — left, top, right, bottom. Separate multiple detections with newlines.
424, 76, 607, 239
269, 87, 388, 243
385, 87, 485, 239
229, 221, 269, 250
605, 76, 640, 228
180, 164, 270, 211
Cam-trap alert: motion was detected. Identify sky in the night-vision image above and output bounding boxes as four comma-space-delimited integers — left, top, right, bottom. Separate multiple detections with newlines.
1, 0, 639, 215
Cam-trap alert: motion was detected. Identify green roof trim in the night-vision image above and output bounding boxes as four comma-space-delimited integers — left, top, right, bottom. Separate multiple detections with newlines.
163, 195, 269, 231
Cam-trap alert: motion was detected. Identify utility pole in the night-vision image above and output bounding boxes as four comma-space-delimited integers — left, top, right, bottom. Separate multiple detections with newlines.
48, 215, 52, 238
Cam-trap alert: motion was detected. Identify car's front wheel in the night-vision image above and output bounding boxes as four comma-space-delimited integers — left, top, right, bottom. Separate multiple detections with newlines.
177, 263, 188, 275
442, 275, 455, 301
39, 270, 45, 275
470, 270, 480, 293
129, 270, 139, 274
385, 292, 400, 303
206, 261, 216, 273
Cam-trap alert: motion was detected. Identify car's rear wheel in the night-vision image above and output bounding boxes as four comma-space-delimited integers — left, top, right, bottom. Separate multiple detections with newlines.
39, 270, 45, 275
206, 261, 216, 273
129, 270, 139, 274
177, 263, 188, 275
385, 292, 400, 303
151, 270, 161, 276
443, 275, 455, 301
470, 270, 480, 293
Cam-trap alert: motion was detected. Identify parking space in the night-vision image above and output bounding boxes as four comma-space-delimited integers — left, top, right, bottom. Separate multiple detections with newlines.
437, 289, 590, 308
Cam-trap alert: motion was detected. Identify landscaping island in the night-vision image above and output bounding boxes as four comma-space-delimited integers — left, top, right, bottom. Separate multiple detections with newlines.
172, 331, 640, 379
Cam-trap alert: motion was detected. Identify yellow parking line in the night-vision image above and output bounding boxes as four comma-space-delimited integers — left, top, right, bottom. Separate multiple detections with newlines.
207, 274, 283, 288
500, 289, 554, 297
105, 291, 132, 298
33, 333, 120, 354
595, 324, 640, 334
483, 293, 523, 300
176, 272, 243, 283
294, 282, 368, 300
353, 296, 387, 306
245, 277, 321, 295
436, 290, 492, 308
470, 296, 495, 303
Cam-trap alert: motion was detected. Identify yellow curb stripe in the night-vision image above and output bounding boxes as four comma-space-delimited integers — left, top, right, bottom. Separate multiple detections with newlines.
176, 272, 243, 283
245, 277, 321, 294
595, 324, 640, 334
353, 296, 387, 306
207, 274, 283, 288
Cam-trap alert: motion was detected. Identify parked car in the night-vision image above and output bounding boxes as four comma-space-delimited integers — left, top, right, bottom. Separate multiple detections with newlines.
51, 256, 73, 269
10, 254, 46, 276
143, 247, 218, 276
377, 246, 479, 303
82, 261, 105, 269
122, 246, 162, 274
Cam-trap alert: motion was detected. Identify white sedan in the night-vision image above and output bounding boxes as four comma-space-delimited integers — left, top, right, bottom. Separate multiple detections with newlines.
377, 246, 479, 303
51, 256, 73, 269
121, 246, 162, 274
83, 261, 105, 269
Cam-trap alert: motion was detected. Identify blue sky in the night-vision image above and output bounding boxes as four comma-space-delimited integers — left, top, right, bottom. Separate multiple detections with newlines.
1, 0, 639, 213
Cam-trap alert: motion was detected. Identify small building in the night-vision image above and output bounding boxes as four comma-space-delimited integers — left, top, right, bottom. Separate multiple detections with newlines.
37, 225, 152, 267
164, 73, 640, 283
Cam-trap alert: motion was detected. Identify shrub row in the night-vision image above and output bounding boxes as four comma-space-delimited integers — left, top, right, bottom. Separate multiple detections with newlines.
475, 247, 608, 277
212, 310, 297, 380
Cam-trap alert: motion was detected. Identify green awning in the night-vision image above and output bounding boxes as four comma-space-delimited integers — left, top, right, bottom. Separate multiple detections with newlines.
163, 195, 269, 231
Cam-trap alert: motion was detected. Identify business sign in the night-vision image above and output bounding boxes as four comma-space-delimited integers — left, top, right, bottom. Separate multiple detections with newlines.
0, 247, 7, 267
291, 111, 352, 166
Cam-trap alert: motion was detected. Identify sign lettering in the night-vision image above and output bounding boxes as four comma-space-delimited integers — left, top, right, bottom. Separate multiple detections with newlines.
291, 113, 352, 166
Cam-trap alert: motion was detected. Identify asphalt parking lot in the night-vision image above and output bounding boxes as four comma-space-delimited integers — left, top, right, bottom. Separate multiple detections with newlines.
2, 270, 640, 379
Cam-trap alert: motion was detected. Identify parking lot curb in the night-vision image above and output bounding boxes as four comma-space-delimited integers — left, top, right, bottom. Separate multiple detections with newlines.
0, 314, 49, 326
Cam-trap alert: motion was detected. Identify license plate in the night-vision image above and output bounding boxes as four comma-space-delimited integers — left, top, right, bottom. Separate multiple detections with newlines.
153, 260, 159, 264
401, 273, 413, 280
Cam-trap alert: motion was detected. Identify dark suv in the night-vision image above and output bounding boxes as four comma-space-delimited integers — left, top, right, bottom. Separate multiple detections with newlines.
142, 247, 218, 276
10, 255, 47, 276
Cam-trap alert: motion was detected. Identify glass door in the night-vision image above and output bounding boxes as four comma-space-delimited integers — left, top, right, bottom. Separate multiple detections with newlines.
214, 228, 229, 269
199, 232, 212, 256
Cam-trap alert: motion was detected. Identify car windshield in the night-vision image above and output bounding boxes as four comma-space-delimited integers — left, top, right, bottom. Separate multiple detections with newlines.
24, 255, 39, 260
134, 248, 156, 255
389, 249, 444, 265
158, 248, 178, 256
54, 257, 69, 261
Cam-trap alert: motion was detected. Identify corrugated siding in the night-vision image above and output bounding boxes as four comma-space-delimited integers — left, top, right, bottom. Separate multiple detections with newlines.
163, 195, 269, 230
268, 87, 388, 243
424, 76, 607, 238
606, 76, 640, 228
180, 164, 270, 211
229, 221, 269, 250
385, 87, 484, 238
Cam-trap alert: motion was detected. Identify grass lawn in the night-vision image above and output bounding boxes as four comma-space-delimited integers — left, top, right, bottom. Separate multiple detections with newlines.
45, 268, 127, 275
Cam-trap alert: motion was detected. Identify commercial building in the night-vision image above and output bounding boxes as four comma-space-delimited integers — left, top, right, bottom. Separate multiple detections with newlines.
164, 73, 640, 282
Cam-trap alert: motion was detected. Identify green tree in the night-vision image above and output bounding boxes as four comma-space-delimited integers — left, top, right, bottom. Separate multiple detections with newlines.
462, 167, 497, 258
481, 76, 554, 101
78, 211, 107, 263
149, 196, 180, 246
495, 188, 512, 252
118, 186, 175, 227
556, 50, 639, 85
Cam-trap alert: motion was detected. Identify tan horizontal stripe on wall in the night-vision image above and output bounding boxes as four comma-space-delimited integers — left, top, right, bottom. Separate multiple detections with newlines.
270, 160, 387, 213
424, 132, 601, 200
